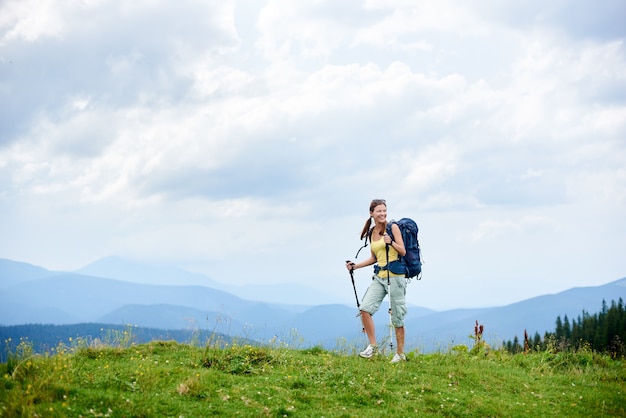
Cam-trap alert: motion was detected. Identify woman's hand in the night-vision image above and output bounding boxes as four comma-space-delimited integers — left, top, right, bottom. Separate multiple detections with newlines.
383, 232, 392, 245
345, 261, 356, 271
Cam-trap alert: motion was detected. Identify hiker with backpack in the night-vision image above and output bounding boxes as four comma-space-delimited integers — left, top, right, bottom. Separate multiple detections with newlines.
345, 199, 409, 363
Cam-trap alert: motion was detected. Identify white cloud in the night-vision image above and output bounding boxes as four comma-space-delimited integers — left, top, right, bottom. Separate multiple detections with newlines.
1, 0, 625, 309
0, 0, 64, 44
472, 215, 556, 242
403, 142, 459, 192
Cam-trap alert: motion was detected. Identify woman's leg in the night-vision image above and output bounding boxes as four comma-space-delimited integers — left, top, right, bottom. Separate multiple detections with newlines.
395, 326, 405, 354
390, 276, 407, 354
361, 311, 377, 346
359, 277, 386, 347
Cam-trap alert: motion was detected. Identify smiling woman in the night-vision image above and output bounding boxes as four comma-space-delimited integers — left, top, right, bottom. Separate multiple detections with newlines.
346, 199, 409, 363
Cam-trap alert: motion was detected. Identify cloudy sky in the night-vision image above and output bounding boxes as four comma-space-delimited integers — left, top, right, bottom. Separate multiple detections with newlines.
1, 0, 625, 310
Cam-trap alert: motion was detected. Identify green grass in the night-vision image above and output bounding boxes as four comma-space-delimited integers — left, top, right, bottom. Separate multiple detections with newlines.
1, 338, 624, 417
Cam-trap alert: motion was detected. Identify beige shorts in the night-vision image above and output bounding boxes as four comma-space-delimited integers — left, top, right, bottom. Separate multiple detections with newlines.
360, 274, 407, 327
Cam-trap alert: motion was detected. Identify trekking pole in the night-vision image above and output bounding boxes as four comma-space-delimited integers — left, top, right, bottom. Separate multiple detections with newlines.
385, 241, 394, 354
345, 261, 361, 315
346, 261, 366, 337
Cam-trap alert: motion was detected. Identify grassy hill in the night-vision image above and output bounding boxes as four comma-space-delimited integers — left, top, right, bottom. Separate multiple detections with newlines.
1, 332, 624, 417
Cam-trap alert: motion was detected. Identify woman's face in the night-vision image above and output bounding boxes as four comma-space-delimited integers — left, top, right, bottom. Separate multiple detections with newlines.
370, 204, 387, 223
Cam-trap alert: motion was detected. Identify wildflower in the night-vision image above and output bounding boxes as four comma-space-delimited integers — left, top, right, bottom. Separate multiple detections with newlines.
177, 383, 189, 395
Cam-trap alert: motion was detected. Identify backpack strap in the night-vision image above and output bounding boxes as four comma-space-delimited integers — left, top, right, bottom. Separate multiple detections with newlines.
385, 221, 396, 241
354, 226, 374, 259
385, 221, 401, 262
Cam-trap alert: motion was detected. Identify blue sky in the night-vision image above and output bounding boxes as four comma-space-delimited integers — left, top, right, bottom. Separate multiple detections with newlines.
1, 0, 625, 310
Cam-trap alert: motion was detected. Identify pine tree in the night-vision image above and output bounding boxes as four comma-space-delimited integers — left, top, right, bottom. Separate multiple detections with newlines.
555, 316, 564, 339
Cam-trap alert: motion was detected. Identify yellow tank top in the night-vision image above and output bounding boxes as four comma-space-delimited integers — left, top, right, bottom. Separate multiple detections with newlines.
371, 237, 403, 277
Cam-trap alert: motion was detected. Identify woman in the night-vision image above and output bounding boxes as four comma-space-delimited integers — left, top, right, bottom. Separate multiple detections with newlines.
346, 199, 408, 363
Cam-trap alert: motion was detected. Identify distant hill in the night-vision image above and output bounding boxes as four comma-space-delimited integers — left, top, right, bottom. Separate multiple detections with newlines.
77, 256, 221, 287
1, 258, 624, 352
76, 256, 344, 305
0, 258, 56, 288
406, 278, 626, 351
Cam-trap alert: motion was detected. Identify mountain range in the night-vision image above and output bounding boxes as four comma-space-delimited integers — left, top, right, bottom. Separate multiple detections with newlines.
1, 257, 625, 352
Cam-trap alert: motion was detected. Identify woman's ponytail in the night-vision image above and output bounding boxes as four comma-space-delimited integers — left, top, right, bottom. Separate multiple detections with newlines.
360, 217, 372, 240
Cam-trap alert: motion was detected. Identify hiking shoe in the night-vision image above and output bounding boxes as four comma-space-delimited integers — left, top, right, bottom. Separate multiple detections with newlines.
359, 344, 377, 358
390, 353, 407, 363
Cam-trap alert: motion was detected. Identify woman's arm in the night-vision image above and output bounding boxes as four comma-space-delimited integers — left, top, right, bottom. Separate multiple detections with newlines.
346, 252, 376, 271
389, 223, 406, 256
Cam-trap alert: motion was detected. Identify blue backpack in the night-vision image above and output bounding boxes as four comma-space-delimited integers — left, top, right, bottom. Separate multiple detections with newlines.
385, 218, 422, 279
356, 218, 423, 279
